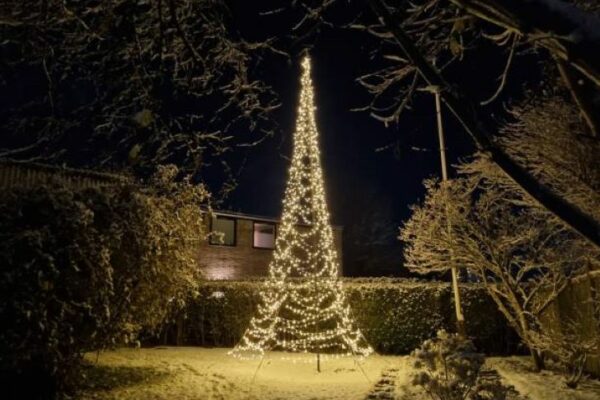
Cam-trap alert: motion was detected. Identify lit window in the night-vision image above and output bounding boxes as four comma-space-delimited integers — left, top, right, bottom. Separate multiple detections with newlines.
210, 216, 236, 246
253, 222, 275, 249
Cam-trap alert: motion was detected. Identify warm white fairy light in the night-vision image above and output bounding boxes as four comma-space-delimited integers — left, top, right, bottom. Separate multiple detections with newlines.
230, 56, 372, 361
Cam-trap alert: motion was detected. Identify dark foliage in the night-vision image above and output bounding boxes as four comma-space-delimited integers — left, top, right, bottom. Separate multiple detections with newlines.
0, 0, 281, 197
0, 166, 206, 397
164, 279, 519, 355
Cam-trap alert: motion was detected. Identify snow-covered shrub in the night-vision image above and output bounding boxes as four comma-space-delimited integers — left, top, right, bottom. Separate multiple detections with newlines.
470, 379, 512, 400
172, 279, 514, 354
0, 165, 207, 394
530, 325, 598, 389
345, 280, 448, 353
531, 281, 600, 388
412, 330, 484, 400
182, 281, 262, 347
411, 330, 510, 400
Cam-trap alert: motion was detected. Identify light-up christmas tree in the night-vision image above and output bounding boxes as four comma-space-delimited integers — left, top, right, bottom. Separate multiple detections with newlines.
230, 56, 372, 362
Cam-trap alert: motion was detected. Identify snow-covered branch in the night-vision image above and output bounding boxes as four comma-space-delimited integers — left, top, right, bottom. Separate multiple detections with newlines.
0, 0, 282, 185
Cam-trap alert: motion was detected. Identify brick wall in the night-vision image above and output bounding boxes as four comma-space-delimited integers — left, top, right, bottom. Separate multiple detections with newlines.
198, 215, 344, 280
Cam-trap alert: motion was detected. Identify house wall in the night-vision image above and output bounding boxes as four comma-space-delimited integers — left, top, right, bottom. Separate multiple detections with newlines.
198, 216, 343, 280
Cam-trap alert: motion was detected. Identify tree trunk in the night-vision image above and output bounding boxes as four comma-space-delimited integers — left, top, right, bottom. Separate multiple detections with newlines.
517, 309, 545, 371
531, 349, 546, 372
367, 0, 600, 249
176, 314, 184, 346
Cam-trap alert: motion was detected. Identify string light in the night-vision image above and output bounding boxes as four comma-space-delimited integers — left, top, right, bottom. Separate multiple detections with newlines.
230, 56, 373, 361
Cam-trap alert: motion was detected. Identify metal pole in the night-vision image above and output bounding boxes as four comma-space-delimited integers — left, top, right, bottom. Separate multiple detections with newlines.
434, 91, 448, 182
432, 87, 466, 337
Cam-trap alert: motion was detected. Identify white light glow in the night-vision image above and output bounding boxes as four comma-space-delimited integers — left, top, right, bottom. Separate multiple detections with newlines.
230, 56, 373, 361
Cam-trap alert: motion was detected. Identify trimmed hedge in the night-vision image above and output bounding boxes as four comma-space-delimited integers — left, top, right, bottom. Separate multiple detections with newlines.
171, 279, 519, 355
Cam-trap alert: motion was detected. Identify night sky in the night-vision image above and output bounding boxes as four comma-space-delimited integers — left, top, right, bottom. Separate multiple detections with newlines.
218, 2, 539, 274
225, 2, 470, 220
211, 1, 540, 275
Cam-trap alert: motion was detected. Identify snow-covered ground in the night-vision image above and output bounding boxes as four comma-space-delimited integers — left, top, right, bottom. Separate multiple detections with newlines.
488, 356, 600, 400
76, 348, 600, 400
79, 347, 401, 400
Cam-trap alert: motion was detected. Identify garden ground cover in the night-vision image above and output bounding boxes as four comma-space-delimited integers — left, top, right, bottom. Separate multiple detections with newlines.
75, 347, 600, 400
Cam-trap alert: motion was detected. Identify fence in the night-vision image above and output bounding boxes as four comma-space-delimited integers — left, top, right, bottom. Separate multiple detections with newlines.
540, 269, 600, 376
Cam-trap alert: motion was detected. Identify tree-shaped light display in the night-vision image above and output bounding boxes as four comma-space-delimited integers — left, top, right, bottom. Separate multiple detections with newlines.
230, 56, 372, 361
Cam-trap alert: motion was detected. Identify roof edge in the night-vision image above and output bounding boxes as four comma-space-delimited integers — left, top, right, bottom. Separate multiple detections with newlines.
207, 209, 343, 229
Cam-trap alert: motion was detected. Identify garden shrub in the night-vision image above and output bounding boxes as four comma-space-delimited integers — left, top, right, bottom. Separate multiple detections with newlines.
445, 287, 520, 355
412, 330, 484, 400
411, 330, 511, 400
0, 165, 207, 396
174, 278, 517, 355
345, 280, 447, 353
181, 282, 262, 347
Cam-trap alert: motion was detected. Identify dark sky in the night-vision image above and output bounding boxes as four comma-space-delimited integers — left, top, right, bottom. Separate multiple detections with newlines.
224, 3, 477, 225
217, 1, 539, 275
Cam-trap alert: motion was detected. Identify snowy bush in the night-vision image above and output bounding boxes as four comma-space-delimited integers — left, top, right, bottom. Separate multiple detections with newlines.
0, 165, 207, 394
531, 283, 600, 388
411, 330, 510, 400
172, 279, 515, 354
412, 330, 483, 399
345, 280, 448, 353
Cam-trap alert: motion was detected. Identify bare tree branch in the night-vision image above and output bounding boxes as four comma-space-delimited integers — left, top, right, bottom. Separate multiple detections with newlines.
556, 58, 600, 137
449, 0, 600, 86
368, 0, 600, 248
0, 0, 283, 193
480, 32, 518, 105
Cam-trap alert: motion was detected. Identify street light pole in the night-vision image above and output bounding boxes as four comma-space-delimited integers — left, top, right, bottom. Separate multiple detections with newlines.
425, 85, 466, 337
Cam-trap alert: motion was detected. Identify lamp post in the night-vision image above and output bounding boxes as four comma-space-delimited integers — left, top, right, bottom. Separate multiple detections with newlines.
423, 85, 466, 337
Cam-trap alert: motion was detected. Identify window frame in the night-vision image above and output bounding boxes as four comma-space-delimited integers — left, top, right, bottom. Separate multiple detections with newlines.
252, 221, 277, 250
209, 216, 237, 247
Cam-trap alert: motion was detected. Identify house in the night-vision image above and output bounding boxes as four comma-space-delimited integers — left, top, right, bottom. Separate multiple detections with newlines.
199, 210, 343, 280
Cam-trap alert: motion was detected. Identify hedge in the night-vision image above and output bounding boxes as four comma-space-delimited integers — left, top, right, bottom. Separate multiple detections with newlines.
0, 166, 207, 396
170, 278, 520, 355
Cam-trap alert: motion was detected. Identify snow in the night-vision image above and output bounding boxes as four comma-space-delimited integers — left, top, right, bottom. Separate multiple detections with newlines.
79, 347, 404, 400
487, 356, 600, 400
77, 348, 600, 400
